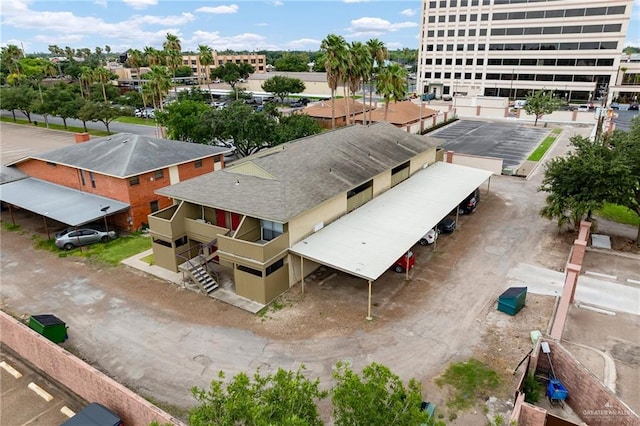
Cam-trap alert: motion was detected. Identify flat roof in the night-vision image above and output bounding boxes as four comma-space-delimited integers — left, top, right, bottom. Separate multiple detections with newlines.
0, 178, 129, 226
290, 162, 492, 281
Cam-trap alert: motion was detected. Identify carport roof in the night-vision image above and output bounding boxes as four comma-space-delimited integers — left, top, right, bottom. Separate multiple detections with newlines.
290, 162, 493, 281
0, 178, 129, 226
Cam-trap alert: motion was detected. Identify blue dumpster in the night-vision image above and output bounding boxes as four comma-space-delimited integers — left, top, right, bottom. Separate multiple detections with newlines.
497, 287, 527, 316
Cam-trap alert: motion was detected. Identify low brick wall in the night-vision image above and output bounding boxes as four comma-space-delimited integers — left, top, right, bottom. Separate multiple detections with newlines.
0, 311, 185, 426
537, 340, 640, 426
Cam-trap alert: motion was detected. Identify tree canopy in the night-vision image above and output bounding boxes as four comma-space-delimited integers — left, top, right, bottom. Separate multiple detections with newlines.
261, 75, 306, 102
210, 62, 255, 90
524, 90, 562, 126
539, 118, 640, 244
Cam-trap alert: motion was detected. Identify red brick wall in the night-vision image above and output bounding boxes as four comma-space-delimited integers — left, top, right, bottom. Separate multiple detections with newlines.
537, 341, 640, 426
0, 311, 184, 426
177, 155, 220, 181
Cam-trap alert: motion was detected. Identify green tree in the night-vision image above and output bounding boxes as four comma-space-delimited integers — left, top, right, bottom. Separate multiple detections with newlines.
539, 135, 635, 231
48, 84, 81, 128
78, 101, 120, 133
1, 44, 24, 77
320, 33, 348, 129
332, 361, 430, 426
197, 44, 215, 102
189, 367, 327, 426
367, 39, 388, 123
92, 67, 116, 103
144, 65, 172, 109
163, 33, 182, 95
210, 62, 255, 98
348, 41, 372, 124
261, 75, 306, 102
273, 113, 323, 144
274, 52, 310, 72
0, 85, 36, 122
524, 90, 562, 126
376, 63, 407, 121
156, 100, 211, 143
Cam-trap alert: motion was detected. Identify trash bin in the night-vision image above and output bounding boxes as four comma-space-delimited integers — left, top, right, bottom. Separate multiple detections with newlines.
28, 314, 68, 343
497, 287, 527, 316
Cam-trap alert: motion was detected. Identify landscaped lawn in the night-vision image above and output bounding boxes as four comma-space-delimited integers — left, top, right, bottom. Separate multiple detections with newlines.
1, 116, 111, 137
596, 203, 640, 226
527, 128, 562, 162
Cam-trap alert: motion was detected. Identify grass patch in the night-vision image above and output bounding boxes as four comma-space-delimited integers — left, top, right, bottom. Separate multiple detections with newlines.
115, 116, 156, 126
596, 203, 640, 226
527, 128, 562, 161
32, 232, 152, 265
140, 253, 155, 265
2, 221, 22, 232
435, 358, 500, 412
0, 116, 110, 137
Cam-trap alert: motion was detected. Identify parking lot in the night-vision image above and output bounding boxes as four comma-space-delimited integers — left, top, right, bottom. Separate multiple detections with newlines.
431, 120, 550, 169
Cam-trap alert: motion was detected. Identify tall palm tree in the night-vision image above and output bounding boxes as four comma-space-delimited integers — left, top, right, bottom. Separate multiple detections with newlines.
198, 44, 214, 102
95, 46, 103, 65
320, 34, 348, 130
48, 45, 64, 75
376, 63, 408, 121
145, 65, 172, 110
366, 39, 388, 123
163, 33, 182, 95
348, 41, 371, 124
93, 67, 114, 103
79, 66, 94, 99
144, 46, 162, 66
126, 48, 143, 88
64, 46, 75, 61
1, 44, 24, 76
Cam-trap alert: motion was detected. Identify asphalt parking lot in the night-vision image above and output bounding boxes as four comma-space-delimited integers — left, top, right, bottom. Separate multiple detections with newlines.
612, 109, 639, 132
431, 120, 550, 169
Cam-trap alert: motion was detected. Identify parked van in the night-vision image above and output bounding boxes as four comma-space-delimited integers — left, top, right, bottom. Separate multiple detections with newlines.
513, 100, 527, 109
577, 104, 590, 112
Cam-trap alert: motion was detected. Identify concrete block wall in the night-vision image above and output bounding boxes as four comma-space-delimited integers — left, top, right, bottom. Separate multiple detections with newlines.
0, 311, 184, 426
537, 340, 640, 426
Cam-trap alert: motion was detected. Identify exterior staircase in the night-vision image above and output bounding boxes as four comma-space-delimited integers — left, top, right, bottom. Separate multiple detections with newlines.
179, 255, 219, 295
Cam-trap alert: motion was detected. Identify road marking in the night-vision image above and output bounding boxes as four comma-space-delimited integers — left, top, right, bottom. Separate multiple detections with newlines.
0, 361, 23, 378
27, 382, 54, 401
61, 406, 75, 417
627, 278, 640, 286
584, 271, 617, 281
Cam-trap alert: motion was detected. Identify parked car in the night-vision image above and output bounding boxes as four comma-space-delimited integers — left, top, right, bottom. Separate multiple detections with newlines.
436, 217, 456, 234
61, 402, 123, 426
393, 251, 415, 273
299, 97, 311, 105
290, 100, 304, 108
577, 104, 590, 112
458, 188, 480, 215
442, 94, 453, 101
419, 228, 438, 246
55, 228, 117, 250
513, 100, 527, 109
630, 102, 639, 111
609, 102, 620, 110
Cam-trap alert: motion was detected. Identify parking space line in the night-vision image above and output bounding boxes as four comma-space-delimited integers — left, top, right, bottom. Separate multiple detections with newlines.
0, 360, 23, 378
61, 406, 76, 417
27, 382, 54, 401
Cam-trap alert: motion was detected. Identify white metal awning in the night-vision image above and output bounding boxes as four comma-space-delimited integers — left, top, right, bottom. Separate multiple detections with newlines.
0, 178, 130, 226
290, 162, 493, 281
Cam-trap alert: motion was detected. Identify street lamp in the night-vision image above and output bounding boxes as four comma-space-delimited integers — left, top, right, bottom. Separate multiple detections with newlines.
100, 206, 110, 232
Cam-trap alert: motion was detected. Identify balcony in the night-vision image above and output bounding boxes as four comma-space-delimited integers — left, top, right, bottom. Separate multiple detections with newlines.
148, 204, 184, 238
184, 218, 228, 242
217, 232, 289, 264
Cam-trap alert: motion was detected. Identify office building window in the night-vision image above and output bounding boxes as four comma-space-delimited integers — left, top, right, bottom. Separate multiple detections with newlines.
476, 58, 484, 65
438, 30, 445, 36
439, 15, 446, 22
436, 58, 443, 65
481, 13, 488, 21
470, 13, 477, 21
429, 16, 436, 23
437, 44, 444, 51
457, 44, 464, 51
428, 30, 435, 37
456, 58, 463, 65
607, 6, 625, 14
479, 29, 487, 36
448, 29, 455, 36
458, 29, 465, 36
460, 14, 466, 22
447, 44, 454, 51
129, 176, 140, 186
150, 200, 159, 213
425, 58, 433, 65
469, 29, 476, 36
435, 72, 442, 78
446, 58, 453, 65
425, 72, 432, 78
454, 72, 462, 79
464, 73, 471, 79
466, 58, 473, 65
475, 73, 482, 79
449, 15, 456, 22
445, 72, 451, 78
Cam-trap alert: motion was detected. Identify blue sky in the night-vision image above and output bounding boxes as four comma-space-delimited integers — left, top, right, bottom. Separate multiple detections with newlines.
1, 0, 639, 54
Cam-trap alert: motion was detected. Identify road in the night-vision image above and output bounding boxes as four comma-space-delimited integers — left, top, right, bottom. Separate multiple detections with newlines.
1, 110, 157, 137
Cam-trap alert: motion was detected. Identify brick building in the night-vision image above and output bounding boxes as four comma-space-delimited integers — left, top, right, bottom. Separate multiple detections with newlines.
4, 134, 230, 231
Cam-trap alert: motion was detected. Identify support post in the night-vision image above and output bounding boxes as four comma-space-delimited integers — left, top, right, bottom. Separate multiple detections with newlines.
8, 204, 15, 226
486, 176, 491, 195
43, 215, 50, 240
366, 280, 373, 321
300, 255, 304, 295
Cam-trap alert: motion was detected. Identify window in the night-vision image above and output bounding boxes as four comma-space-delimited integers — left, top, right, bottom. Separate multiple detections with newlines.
454, 72, 461, 79
600, 41, 617, 50
556, 59, 575, 67
545, 10, 564, 18
261, 220, 283, 241
428, 16, 436, 23
479, 29, 487, 36
466, 58, 473, 65
607, 6, 625, 15
237, 264, 262, 277
444, 72, 451, 78
469, 29, 476, 36
438, 30, 445, 36
429, 1, 436, 6
428, 30, 435, 37
520, 58, 536, 66
509, 11, 525, 20
488, 58, 502, 65
475, 73, 482, 79
565, 8, 585, 17
154, 169, 164, 179
436, 58, 443, 65
481, 13, 488, 21
603, 24, 621, 32
580, 42, 599, 50
464, 73, 471, 79
448, 29, 455, 37
425, 58, 433, 65
585, 7, 606, 16
195, 159, 203, 168
559, 43, 578, 51
446, 44, 454, 51
458, 29, 465, 36
46, 162, 57, 167
150, 200, 159, 212
524, 27, 542, 35
266, 258, 284, 276
506, 28, 522, 36
478, 44, 485, 51
581, 25, 602, 33
438, 15, 446, 22
437, 44, 444, 51
543, 27, 561, 35
449, 15, 456, 22
435, 72, 442, 78
476, 58, 484, 65
460, 14, 466, 22
503, 58, 518, 66
526, 10, 544, 19
470, 13, 477, 21
467, 44, 475, 51
129, 176, 140, 186
491, 28, 506, 36
445, 58, 453, 65
456, 58, 463, 65
80, 170, 86, 186
493, 12, 507, 20
89, 172, 96, 188
153, 238, 172, 248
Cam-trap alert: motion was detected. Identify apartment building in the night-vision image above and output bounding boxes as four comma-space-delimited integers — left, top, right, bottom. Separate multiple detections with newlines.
417, 0, 633, 103
182, 53, 267, 82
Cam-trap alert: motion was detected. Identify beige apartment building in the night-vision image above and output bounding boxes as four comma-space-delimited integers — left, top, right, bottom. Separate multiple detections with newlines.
146, 123, 492, 309
417, 0, 633, 104
182, 52, 266, 82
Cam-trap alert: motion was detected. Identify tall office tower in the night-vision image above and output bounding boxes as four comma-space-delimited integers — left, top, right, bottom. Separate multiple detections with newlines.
417, 0, 633, 103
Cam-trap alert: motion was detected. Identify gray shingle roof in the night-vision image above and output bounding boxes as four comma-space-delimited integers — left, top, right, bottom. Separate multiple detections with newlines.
0, 165, 28, 185
157, 122, 442, 223
23, 134, 230, 178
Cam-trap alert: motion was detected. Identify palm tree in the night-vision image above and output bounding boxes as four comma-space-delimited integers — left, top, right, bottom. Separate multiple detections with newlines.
163, 33, 182, 95
1, 44, 24, 76
376, 63, 408, 121
145, 65, 172, 110
144, 46, 162, 66
93, 67, 114, 103
126, 48, 143, 90
79, 66, 94, 99
198, 44, 214, 102
320, 34, 348, 129
348, 41, 371, 124
366, 39, 388, 123
95, 46, 103, 65
64, 46, 75, 61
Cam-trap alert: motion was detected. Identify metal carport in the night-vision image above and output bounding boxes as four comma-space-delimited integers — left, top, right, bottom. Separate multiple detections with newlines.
290, 162, 493, 319
0, 178, 129, 235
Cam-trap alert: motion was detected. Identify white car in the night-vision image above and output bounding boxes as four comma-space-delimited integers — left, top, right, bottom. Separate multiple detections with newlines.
419, 228, 438, 246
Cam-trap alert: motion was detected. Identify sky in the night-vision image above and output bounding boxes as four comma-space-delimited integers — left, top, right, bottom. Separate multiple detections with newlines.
1, 0, 639, 55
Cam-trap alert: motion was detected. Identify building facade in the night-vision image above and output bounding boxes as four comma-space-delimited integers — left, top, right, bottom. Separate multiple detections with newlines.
417, 0, 633, 103
182, 53, 267, 83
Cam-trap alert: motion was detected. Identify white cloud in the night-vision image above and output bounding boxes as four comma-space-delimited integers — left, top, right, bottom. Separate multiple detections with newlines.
400, 9, 415, 17
348, 17, 418, 36
256, 22, 269, 27
287, 38, 321, 49
195, 4, 239, 14
93, 0, 108, 7
132, 13, 195, 26
123, 0, 158, 10
272, 0, 283, 6
188, 30, 278, 51
385, 42, 403, 50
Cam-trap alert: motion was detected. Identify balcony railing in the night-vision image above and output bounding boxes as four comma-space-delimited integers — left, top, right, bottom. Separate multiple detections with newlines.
218, 232, 289, 264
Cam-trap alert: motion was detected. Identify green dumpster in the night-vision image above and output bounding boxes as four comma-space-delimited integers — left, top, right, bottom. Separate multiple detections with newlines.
28, 314, 68, 343
497, 287, 527, 316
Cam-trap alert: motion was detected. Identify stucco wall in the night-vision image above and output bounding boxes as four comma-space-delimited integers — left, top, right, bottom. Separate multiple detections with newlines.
0, 311, 183, 426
